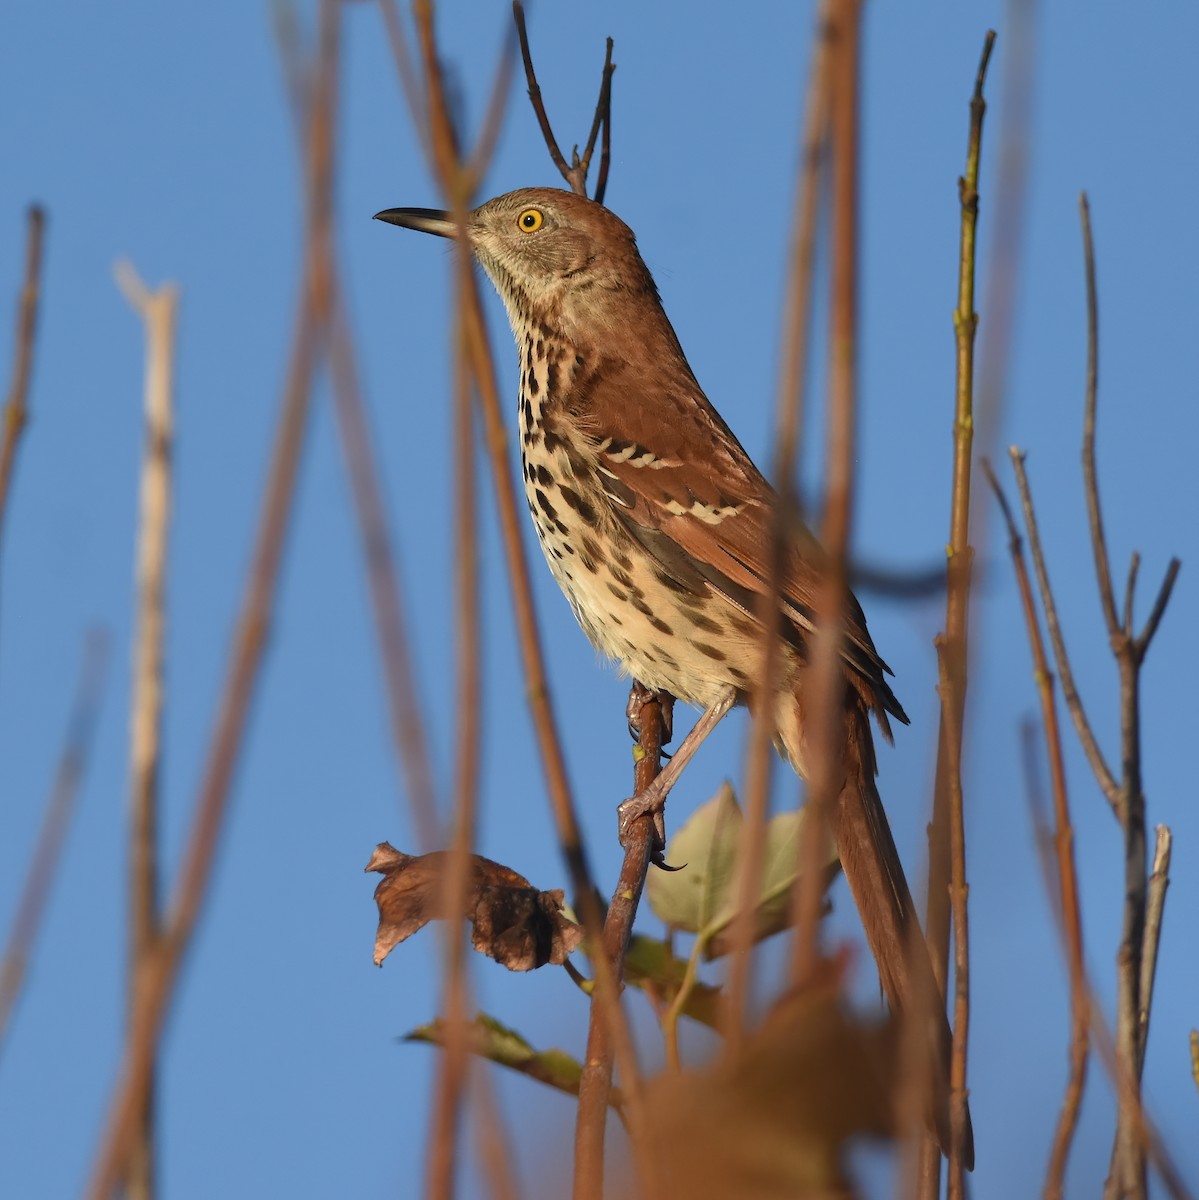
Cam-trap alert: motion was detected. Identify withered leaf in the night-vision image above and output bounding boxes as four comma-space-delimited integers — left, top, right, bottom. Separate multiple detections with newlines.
634, 965, 899, 1198
365, 842, 583, 970
406, 1013, 622, 1109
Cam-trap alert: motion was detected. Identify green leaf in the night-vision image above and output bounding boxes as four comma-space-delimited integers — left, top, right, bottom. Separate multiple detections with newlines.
646, 782, 742, 933
647, 783, 838, 954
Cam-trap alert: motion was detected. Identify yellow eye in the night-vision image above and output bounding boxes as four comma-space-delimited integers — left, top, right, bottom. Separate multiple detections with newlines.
517, 208, 544, 233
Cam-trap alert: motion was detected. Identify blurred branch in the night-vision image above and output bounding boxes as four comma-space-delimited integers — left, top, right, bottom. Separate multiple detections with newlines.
0, 629, 109, 1059
745, 0, 831, 996
86, 2, 340, 1193
984, 459, 1088, 1199
277, 1, 442, 850
115, 260, 179, 1200
786, 0, 860, 1026
0, 205, 45, 577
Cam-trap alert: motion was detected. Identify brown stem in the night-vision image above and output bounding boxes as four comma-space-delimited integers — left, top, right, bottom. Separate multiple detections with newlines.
573, 685, 666, 1200
0, 630, 110, 1059
326, 297, 440, 848
1078, 194, 1120, 637
0, 205, 45, 574
115, 262, 179, 1200
984, 459, 1089, 1199
918, 30, 994, 1198
512, 2, 614, 202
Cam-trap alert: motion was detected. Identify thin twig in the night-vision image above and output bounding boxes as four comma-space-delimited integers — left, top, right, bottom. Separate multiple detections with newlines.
375, 0, 432, 171
786, 0, 858, 1017
919, 34, 994, 1199
0, 629, 110, 1058
512, 2, 572, 186
85, 3, 339, 1192
115, 261, 179, 1200
1137, 826, 1171, 1077
578, 39, 615, 187
1134, 559, 1180, 658
426, 242, 484, 1200
984, 459, 1089, 1198
742, 0, 829, 995
511, 2, 614, 201
277, 5, 441, 850
1008, 450, 1118, 810
1078, 194, 1119, 637
0, 205, 46, 568
1024, 772, 1192, 1200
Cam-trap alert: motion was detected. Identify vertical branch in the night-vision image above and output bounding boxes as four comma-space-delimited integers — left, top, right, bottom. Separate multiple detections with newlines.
920, 31, 995, 1200
114, 262, 179, 1200
0, 629, 110, 1057
86, 1, 340, 1192
425, 249, 484, 1200
786, 0, 860, 1014
738, 0, 831, 994
0, 205, 46, 570
1074, 196, 1180, 1200
278, 5, 441, 851
574, 684, 665, 1200
1137, 826, 1171, 1077
985, 459, 1089, 1198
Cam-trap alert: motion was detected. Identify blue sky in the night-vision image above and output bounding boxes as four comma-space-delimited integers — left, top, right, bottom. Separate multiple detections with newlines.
1, 3, 1196, 1196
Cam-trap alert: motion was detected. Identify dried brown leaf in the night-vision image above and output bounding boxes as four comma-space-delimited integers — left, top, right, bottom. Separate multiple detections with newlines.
365, 842, 583, 970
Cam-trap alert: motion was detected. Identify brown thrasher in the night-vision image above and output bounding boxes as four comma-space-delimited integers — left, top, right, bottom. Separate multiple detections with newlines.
377, 187, 970, 1165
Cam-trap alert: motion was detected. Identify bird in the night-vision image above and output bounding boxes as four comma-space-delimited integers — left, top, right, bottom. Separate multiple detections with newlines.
375, 186, 971, 1166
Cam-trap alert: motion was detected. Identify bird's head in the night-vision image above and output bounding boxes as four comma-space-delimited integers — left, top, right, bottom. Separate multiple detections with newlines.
375, 187, 656, 335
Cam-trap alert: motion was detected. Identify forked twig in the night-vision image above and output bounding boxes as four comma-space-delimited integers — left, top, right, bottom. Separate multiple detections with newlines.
512, 2, 615, 202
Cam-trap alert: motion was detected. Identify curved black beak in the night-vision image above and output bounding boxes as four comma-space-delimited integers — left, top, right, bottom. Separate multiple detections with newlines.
373, 207, 458, 238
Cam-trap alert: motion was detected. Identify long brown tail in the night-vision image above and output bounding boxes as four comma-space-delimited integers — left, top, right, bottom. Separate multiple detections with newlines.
834, 698, 974, 1169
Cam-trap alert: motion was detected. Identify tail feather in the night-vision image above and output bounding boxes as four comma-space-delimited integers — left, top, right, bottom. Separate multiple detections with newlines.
835, 700, 974, 1169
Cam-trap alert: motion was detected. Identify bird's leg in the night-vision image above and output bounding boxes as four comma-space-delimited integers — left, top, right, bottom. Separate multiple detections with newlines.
618, 685, 737, 850
626, 681, 674, 746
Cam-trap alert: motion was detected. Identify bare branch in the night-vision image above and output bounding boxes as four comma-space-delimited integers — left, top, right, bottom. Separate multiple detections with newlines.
983, 459, 1089, 1199
116, 261, 179, 1200
512, 2, 573, 187
0, 629, 110, 1059
0, 205, 46, 566
1137, 826, 1171, 1076
923, 32, 995, 1196
1008, 448, 1119, 810
512, 2, 614, 202
1078, 193, 1120, 637
1134, 558, 1181, 659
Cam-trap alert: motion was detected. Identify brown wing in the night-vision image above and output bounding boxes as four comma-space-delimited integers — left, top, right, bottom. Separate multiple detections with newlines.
552, 353, 908, 735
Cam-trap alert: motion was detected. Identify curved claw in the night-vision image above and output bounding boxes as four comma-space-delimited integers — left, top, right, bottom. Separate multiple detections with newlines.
625, 683, 675, 745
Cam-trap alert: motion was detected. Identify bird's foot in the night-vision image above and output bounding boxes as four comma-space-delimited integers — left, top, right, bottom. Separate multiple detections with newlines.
617, 776, 670, 856
625, 683, 674, 745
